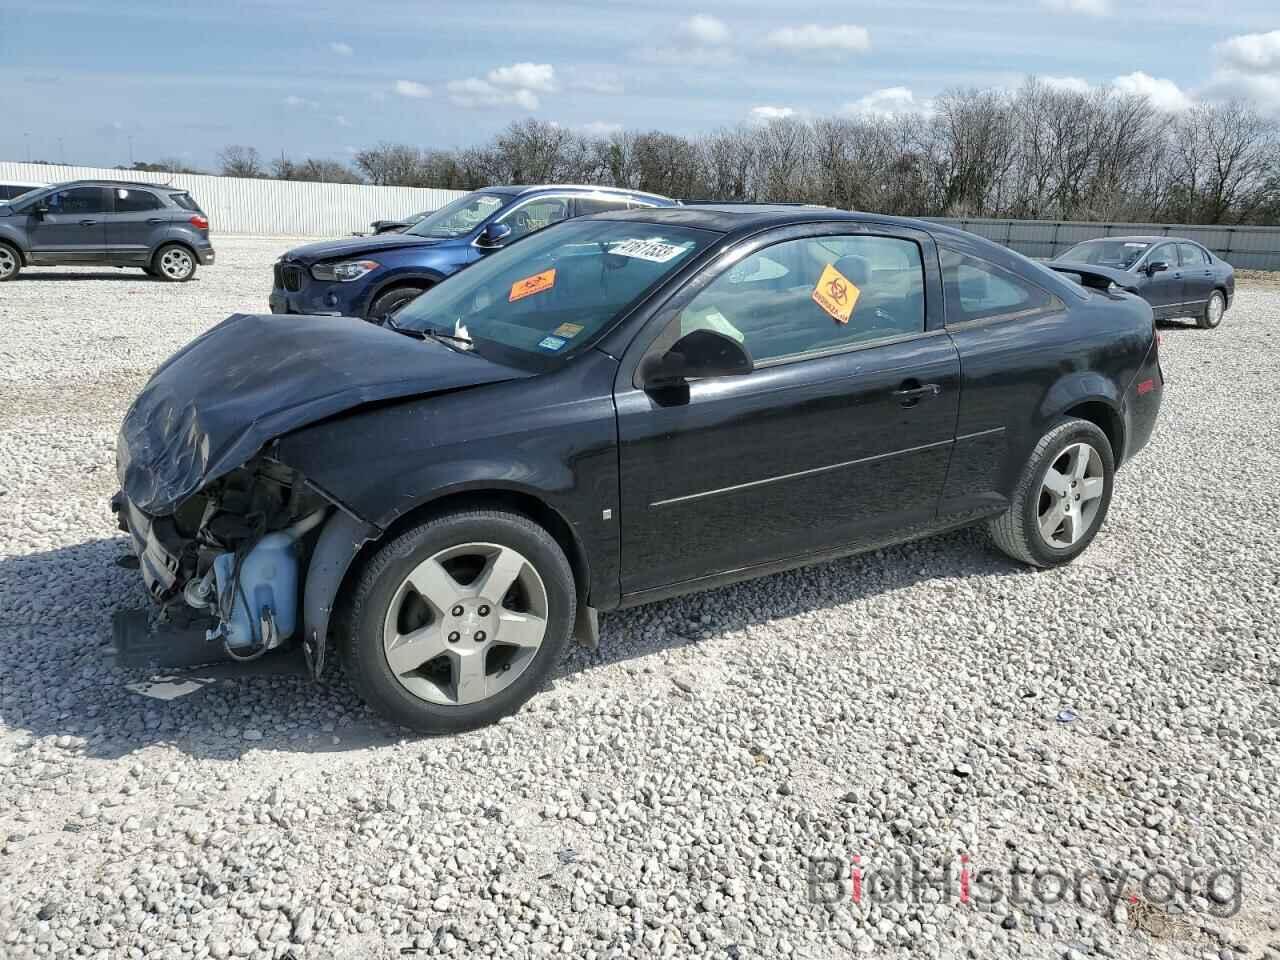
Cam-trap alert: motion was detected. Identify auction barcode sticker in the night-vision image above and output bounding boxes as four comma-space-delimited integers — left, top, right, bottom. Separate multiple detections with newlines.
609, 238, 688, 263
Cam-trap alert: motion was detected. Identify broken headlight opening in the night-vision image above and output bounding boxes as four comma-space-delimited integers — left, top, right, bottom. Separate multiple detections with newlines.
114, 457, 332, 663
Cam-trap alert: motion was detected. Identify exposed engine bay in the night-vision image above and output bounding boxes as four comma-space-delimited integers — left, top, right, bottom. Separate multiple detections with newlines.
112, 456, 332, 662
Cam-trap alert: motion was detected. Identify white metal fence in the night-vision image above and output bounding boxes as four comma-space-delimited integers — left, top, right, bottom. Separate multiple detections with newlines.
0, 161, 466, 238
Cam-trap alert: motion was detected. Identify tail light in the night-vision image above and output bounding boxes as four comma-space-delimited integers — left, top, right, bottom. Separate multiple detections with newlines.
189, 215, 209, 230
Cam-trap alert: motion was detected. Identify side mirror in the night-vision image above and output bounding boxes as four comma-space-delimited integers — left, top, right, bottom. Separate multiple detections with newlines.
31, 202, 49, 218
639, 329, 753, 388
1146, 260, 1168, 275
476, 222, 512, 248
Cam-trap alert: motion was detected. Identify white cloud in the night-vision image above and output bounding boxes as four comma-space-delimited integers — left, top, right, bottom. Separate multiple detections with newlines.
335, 115, 351, 128
446, 62, 556, 110
487, 62, 557, 93
579, 121, 624, 136
749, 105, 797, 123
328, 41, 353, 56
1113, 71, 1192, 111
638, 13, 734, 64
1041, 75, 1093, 94
283, 95, 316, 109
1214, 30, 1280, 73
1041, 0, 1110, 16
842, 86, 924, 118
394, 80, 432, 99
447, 77, 538, 110
1207, 31, 1280, 115
678, 14, 729, 46
765, 24, 870, 54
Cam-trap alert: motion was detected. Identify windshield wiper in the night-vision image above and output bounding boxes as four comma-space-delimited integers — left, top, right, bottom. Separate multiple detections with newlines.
424, 329, 474, 349
386, 318, 475, 352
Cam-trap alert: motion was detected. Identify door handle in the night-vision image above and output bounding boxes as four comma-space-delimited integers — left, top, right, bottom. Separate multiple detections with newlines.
147, 217, 166, 224
892, 382, 941, 406
79, 219, 98, 226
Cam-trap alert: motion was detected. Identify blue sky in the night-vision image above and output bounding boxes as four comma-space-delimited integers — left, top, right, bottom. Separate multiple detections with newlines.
3, 0, 1278, 170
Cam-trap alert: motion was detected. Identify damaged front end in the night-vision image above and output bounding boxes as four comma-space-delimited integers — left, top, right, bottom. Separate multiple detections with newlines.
111, 455, 334, 668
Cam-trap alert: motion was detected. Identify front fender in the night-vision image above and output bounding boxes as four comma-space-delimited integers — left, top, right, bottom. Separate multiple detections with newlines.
0, 224, 28, 257
301, 508, 379, 673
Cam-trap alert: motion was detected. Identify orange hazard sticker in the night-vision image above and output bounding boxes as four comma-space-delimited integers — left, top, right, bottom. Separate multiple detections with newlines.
811, 263, 860, 324
509, 268, 556, 302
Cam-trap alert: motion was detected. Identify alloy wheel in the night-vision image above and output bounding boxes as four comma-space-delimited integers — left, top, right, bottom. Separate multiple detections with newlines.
160, 247, 194, 280
381, 542, 549, 706
1207, 293, 1224, 327
1037, 442, 1105, 548
0, 247, 16, 279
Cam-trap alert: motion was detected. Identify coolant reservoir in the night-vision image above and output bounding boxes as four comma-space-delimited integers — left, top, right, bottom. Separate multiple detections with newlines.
212, 532, 299, 650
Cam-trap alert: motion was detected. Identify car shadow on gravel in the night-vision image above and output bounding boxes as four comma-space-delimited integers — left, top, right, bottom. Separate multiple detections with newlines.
0, 527, 1022, 760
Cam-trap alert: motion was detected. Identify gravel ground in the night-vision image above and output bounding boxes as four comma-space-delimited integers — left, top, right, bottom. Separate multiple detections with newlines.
1, 238, 1279, 960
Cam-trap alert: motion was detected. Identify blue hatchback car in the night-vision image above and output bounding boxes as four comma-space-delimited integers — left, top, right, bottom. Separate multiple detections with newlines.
269, 184, 675, 321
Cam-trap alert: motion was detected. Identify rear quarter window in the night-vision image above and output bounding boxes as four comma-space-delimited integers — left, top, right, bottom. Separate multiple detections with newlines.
942, 248, 1064, 324
169, 193, 202, 212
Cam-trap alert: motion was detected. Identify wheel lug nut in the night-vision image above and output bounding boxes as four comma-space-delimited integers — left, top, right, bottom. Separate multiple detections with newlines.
451, 605, 464, 617
474, 630, 486, 642
447, 631, 460, 643
478, 605, 490, 617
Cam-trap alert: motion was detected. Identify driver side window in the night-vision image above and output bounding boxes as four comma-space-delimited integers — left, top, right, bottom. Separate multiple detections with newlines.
670, 234, 927, 365
497, 198, 571, 242
1148, 244, 1178, 269
46, 187, 106, 215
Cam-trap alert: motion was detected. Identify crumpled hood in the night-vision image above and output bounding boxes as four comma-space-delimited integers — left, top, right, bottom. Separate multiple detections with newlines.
118, 313, 531, 515
282, 232, 445, 264
1048, 261, 1143, 294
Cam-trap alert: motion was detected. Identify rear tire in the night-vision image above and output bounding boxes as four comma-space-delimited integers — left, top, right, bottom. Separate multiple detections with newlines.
987, 418, 1115, 568
152, 243, 197, 282
1198, 290, 1225, 329
367, 285, 426, 324
0, 242, 20, 281
339, 508, 576, 733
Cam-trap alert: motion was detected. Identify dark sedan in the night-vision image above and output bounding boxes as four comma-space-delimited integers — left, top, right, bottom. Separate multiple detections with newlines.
1053, 236, 1234, 329
112, 206, 1163, 733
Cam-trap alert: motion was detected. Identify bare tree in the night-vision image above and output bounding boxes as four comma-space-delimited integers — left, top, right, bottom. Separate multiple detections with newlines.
217, 145, 265, 178
353, 143, 428, 186
272, 156, 362, 183
211, 83, 1280, 224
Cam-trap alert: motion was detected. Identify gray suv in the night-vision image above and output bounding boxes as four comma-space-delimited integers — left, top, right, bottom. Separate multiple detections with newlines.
0, 180, 215, 282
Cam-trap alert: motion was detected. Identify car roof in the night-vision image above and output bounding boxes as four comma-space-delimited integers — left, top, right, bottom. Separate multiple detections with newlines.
479, 183, 673, 203
1076, 235, 1193, 244
49, 179, 183, 192
587, 203, 961, 238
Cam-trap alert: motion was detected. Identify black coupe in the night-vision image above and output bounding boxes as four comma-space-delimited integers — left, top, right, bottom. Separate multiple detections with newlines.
113, 206, 1164, 732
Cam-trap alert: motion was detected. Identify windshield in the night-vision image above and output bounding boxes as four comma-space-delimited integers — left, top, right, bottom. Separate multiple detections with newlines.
1058, 240, 1150, 270
405, 192, 508, 239
394, 218, 717, 365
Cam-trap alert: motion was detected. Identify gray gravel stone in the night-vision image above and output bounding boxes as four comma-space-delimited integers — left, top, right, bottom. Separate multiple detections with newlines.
0, 244, 1278, 959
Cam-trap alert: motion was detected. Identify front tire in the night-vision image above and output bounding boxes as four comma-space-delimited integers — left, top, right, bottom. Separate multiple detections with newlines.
339, 509, 576, 733
1198, 290, 1225, 329
367, 284, 426, 324
152, 243, 197, 282
988, 418, 1115, 568
0, 242, 21, 281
